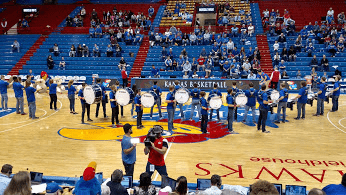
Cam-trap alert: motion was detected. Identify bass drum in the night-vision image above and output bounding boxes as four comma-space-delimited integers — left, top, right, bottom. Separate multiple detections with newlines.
235, 93, 248, 107
116, 88, 134, 106
84, 85, 102, 104
142, 93, 155, 108
209, 94, 223, 110
175, 88, 190, 104
267, 89, 280, 101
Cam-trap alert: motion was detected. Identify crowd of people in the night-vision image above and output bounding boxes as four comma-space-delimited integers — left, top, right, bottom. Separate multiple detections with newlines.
163, 2, 193, 24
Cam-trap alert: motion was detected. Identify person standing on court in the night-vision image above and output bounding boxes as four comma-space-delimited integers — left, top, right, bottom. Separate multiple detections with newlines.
24, 80, 38, 119
67, 80, 78, 114
257, 84, 272, 133
270, 66, 281, 89
95, 78, 107, 118
231, 82, 239, 122
150, 81, 163, 119
109, 85, 120, 127
200, 91, 209, 134
121, 67, 128, 88
78, 83, 92, 124
48, 79, 58, 110
12, 77, 26, 115
144, 126, 169, 177
115, 80, 124, 118
314, 77, 327, 116
226, 88, 238, 134
275, 83, 288, 123
208, 83, 222, 122
0, 75, 13, 111
135, 88, 143, 129
174, 80, 185, 120
330, 75, 341, 112
165, 85, 176, 134
189, 83, 201, 120
293, 81, 308, 120
243, 82, 257, 124
121, 123, 136, 177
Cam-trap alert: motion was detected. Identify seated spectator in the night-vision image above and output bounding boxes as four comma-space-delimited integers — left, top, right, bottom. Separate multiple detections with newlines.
197, 55, 205, 71
252, 61, 261, 74
47, 55, 54, 70
310, 55, 319, 70
80, 7, 86, 18
223, 61, 230, 78
3, 171, 31, 195
183, 60, 191, 74
321, 55, 329, 71
161, 47, 167, 61
133, 172, 156, 195
182, 33, 189, 46
248, 71, 257, 79
327, 42, 337, 57
294, 36, 302, 52
177, 55, 185, 71
46, 182, 62, 195
230, 64, 239, 79
205, 59, 213, 78
278, 60, 286, 73
11, 40, 20, 53
66, 15, 73, 27
196, 32, 203, 45
326, 7, 334, 24
306, 38, 314, 48
69, 44, 76, 57
273, 41, 279, 52
200, 48, 207, 59
165, 56, 172, 71
124, 32, 133, 45
296, 70, 302, 79
74, 162, 101, 195
240, 24, 247, 34
306, 43, 314, 57
134, 34, 142, 46
338, 12, 345, 24
288, 46, 297, 61
52, 44, 59, 57
0, 164, 13, 195
82, 44, 89, 57
106, 169, 127, 195
93, 44, 100, 57
181, 48, 188, 59
59, 57, 66, 70
21, 18, 29, 28
172, 176, 188, 195
77, 44, 83, 57
118, 57, 127, 69
204, 175, 222, 195
190, 32, 197, 45
337, 39, 344, 52
89, 27, 95, 38
203, 31, 210, 45
151, 65, 160, 78
148, 6, 154, 18
248, 23, 254, 36
231, 25, 239, 37
240, 31, 248, 45
249, 180, 279, 195
277, 33, 287, 48
273, 52, 280, 66
242, 59, 251, 74
115, 44, 122, 57
106, 45, 113, 57
95, 25, 102, 38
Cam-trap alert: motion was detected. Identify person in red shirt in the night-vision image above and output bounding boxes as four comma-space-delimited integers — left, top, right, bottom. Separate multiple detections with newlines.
197, 55, 205, 71
144, 126, 169, 177
270, 67, 281, 89
121, 67, 128, 88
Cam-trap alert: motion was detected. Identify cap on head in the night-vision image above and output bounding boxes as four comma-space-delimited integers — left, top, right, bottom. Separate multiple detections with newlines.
46, 182, 62, 194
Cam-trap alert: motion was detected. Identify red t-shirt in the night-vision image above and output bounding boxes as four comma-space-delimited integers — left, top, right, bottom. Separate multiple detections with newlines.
271, 71, 280, 82
148, 137, 168, 166
121, 70, 127, 79
197, 58, 205, 65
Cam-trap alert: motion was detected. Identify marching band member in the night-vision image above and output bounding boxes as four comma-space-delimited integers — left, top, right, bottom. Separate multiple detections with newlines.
293, 81, 308, 120
200, 91, 209, 134
227, 88, 238, 134
109, 85, 120, 128
13, 77, 26, 115
314, 77, 327, 116
189, 83, 201, 120
174, 80, 185, 120
165, 85, 176, 134
208, 83, 222, 122
67, 80, 78, 114
78, 83, 92, 124
131, 84, 137, 116
95, 78, 107, 118
243, 82, 257, 124
257, 84, 272, 133
150, 81, 163, 119
275, 83, 288, 123
0, 75, 13, 111
231, 82, 239, 122
24, 80, 38, 119
331, 75, 341, 112
48, 79, 58, 110
134, 88, 143, 129
115, 80, 124, 118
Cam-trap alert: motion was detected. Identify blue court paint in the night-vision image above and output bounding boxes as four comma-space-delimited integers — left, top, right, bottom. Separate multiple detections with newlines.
0, 108, 16, 118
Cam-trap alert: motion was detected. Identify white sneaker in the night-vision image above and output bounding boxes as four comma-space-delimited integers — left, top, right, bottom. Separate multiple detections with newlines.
7, 109, 12, 111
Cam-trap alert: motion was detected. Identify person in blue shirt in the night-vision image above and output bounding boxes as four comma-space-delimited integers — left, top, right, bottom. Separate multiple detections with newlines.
150, 81, 163, 119
231, 82, 240, 121
331, 75, 341, 112
148, 6, 154, 18
49, 79, 58, 110
13, 77, 25, 115
89, 27, 95, 38
151, 65, 160, 78
322, 173, 346, 195
78, 83, 92, 124
275, 83, 289, 123
258, 69, 270, 87
327, 42, 337, 57
165, 56, 172, 71
231, 25, 239, 37
0, 75, 12, 111
95, 25, 102, 38
21, 18, 29, 28
223, 61, 230, 78
208, 83, 222, 121
24, 80, 38, 119
95, 79, 107, 118
240, 31, 248, 45
226, 88, 238, 134
200, 91, 208, 134
161, 47, 167, 62
0, 164, 13, 195
134, 88, 143, 129
109, 85, 119, 127
257, 85, 272, 133
243, 82, 257, 124
93, 44, 100, 57
121, 123, 136, 177
165, 85, 176, 134
67, 80, 78, 114
197, 32, 203, 45
313, 77, 327, 116
189, 83, 201, 120
293, 81, 308, 120
174, 80, 185, 119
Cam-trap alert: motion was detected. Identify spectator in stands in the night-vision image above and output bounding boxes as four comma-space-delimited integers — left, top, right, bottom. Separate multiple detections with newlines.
177, 55, 185, 71
77, 44, 83, 57
197, 55, 205, 71
95, 25, 102, 38
93, 44, 100, 57
172, 176, 188, 195
326, 7, 334, 24
115, 44, 122, 57
161, 47, 167, 61
3, 171, 31, 195
248, 23, 254, 36
273, 52, 280, 66
288, 46, 297, 61
300, 26, 308, 39
296, 70, 302, 79
69, 44, 76, 57
222, 61, 230, 78
106, 169, 127, 195
262, 9, 269, 20
151, 65, 160, 78
323, 173, 346, 194
306, 43, 314, 57
59, 57, 66, 70
277, 33, 287, 48
205, 59, 213, 78
91, 9, 98, 20
273, 41, 279, 52
294, 35, 302, 52
183, 60, 191, 75
189, 32, 197, 45
133, 172, 156, 195
121, 67, 128, 88
338, 12, 345, 24
310, 55, 319, 70
200, 48, 207, 59
165, 56, 172, 71
80, 7, 86, 18
0, 164, 13, 195
1, 18, 7, 34
181, 48, 188, 59
243, 59, 251, 74
52, 43, 59, 57
248, 71, 256, 79
11, 40, 20, 53
204, 175, 222, 195
182, 33, 189, 46
106, 45, 113, 57
21, 18, 29, 28
337, 39, 344, 52
249, 180, 279, 195
231, 25, 239, 37
148, 6, 154, 18
47, 55, 54, 70
89, 27, 95, 38
321, 55, 329, 71
82, 44, 89, 57
134, 34, 142, 46
278, 60, 286, 73
327, 42, 337, 57
240, 31, 248, 45
118, 57, 127, 70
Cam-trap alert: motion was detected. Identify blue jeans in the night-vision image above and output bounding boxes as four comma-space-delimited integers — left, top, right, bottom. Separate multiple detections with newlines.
68, 94, 75, 112
131, 102, 135, 116
1, 93, 8, 109
28, 101, 36, 118
146, 161, 167, 177
316, 97, 324, 115
190, 99, 201, 119
297, 102, 306, 119
332, 96, 339, 111
258, 106, 268, 132
227, 108, 234, 131
244, 105, 256, 122
276, 102, 287, 122
209, 108, 220, 121
150, 98, 162, 118
174, 103, 184, 118
16, 97, 24, 114
201, 114, 208, 133
167, 108, 174, 133
96, 100, 106, 117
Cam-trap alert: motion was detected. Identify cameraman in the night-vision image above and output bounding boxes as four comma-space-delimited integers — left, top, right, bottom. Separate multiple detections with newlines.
144, 126, 169, 177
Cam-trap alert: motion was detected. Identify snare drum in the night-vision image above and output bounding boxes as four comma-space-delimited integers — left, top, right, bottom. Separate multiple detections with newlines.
84, 85, 102, 104
115, 88, 134, 106
141, 93, 155, 108
235, 93, 248, 107
209, 95, 223, 110
174, 88, 190, 104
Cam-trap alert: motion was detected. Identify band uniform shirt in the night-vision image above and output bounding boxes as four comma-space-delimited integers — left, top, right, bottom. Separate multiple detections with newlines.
150, 85, 162, 97
78, 89, 86, 104
257, 90, 269, 110
148, 137, 168, 166
121, 135, 136, 164
109, 91, 117, 108
226, 94, 234, 109
134, 94, 141, 112
245, 88, 257, 106
200, 97, 208, 115
0, 80, 9, 94
279, 88, 288, 102
318, 83, 327, 99
49, 83, 57, 94
13, 82, 24, 98
68, 85, 76, 95
298, 87, 308, 104
25, 87, 36, 103
166, 92, 175, 109
190, 88, 201, 100
333, 81, 340, 96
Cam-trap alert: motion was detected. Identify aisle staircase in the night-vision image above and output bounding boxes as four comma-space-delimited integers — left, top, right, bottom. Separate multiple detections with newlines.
256, 34, 273, 75
128, 36, 149, 85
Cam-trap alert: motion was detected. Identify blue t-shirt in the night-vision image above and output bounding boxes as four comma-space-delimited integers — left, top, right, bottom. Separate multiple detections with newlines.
257, 90, 269, 110
298, 87, 308, 104
322, 184, 346, 195
209, 89, 222, 98
190, 88, 200, 100
174, 85, 181, 93
245, 88, 257, 107
13, 82, 24, 98
49, 83, 57, 94
78, 89, 85, 104
333, 81, 340, 96
200, 97, 208, 115
134, 94, 141, 112
166, 92, 175, 109
150, 85, 162, 96
0, 80, 9, 94
25, 87, 36, 102
109, 91, 117, 108
279, 88, 288, 102
68, 85, 76, 95
226, 94, 234, 107
318, 83, 327, 99
121, 135, 136, 164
